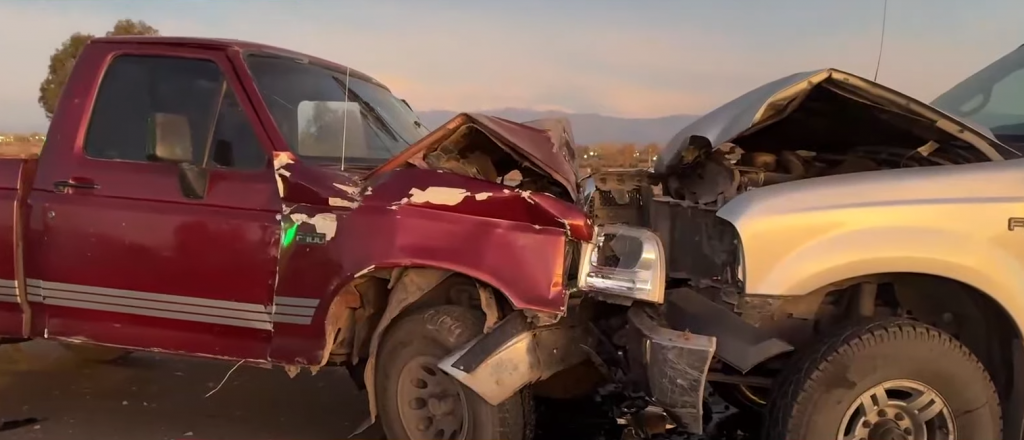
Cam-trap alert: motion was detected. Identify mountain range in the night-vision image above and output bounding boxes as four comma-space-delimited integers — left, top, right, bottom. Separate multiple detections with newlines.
416, 108, 700, 146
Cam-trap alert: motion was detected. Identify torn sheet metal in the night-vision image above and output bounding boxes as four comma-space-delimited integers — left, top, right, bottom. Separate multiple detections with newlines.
367, 113, 580, 201
407, 187, 471, 206
273, 152, 294, 196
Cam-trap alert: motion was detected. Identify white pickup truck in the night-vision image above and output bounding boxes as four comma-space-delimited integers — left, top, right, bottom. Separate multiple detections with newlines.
577, 43, 1024, 439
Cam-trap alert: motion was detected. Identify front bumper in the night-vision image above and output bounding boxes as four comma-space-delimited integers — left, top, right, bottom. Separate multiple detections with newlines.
625, 287, 796, 434
437, 311, 598, 406
626, 302, 716, 434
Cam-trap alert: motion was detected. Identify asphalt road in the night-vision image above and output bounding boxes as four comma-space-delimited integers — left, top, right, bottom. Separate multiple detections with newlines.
0, 340, 385, 440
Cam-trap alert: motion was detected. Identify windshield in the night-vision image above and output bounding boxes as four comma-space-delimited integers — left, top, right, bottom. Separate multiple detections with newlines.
931, 45, 1024, 140
245, 54, 430, 166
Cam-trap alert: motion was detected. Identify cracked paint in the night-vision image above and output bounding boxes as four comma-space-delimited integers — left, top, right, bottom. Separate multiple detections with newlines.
333, 183, 361, 197
474, 192, 493, 201
273, 153, 295, 196
328, 198, 359, 208
354, 265, 376, 278
407, 187, 471, 206
556, 218, 571, 232
288, 213, 338, 241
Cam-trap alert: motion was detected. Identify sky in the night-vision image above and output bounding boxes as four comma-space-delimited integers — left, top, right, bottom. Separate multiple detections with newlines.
1, 0, 1022, 133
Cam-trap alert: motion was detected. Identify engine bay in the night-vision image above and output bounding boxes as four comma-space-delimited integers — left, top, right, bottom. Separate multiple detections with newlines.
661, 81, 994, 211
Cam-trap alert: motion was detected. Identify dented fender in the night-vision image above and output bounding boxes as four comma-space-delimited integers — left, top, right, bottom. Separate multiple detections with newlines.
268, 164, 592, 365
338, 167, 592, 314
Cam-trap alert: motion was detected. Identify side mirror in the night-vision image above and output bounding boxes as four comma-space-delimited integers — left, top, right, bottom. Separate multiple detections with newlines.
177, 163, 209, 200
147, 113, 209, 199
148, 113, 193, 163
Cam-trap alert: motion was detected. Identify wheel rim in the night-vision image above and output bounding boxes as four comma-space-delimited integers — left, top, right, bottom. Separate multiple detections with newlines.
838, 379, 955, 440
396, 356, 469, 440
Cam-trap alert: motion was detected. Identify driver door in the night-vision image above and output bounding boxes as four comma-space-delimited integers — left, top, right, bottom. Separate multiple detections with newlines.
27, 46, 281, 360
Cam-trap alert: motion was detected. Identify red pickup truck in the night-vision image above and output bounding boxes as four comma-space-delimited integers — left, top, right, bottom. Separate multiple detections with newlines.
0, 36, 673, 439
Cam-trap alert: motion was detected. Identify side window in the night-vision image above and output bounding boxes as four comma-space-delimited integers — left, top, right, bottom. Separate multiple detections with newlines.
979, 69, 1024, 133
84, 55, 223, 163
83, 55, 267, 169
209, 89, 268, 169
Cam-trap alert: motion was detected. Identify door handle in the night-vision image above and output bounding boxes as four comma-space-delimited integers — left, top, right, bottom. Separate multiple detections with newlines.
54, 178, 99, 192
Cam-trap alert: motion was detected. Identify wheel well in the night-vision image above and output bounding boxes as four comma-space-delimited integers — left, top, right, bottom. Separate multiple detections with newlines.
772, 273, 1021, 414
321, 267, 515, 369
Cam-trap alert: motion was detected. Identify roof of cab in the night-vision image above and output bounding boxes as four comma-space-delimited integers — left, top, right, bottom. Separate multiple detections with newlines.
90, 36, 388, 90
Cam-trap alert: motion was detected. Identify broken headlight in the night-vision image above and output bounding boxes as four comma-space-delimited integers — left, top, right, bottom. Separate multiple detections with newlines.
577, 225, 666, 305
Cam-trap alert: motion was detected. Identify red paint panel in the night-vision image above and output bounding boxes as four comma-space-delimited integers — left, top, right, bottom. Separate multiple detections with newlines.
0, 181, 20, 337
0, 158, 40, 339
269, 167, 581, 364
26, 41, 282, 360
44, 307, 269, 361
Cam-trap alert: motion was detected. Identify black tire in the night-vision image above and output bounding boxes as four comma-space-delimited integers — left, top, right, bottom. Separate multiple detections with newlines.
376, 305, 532, 440
59, 342, 132, 363
766, 319, 1001, 440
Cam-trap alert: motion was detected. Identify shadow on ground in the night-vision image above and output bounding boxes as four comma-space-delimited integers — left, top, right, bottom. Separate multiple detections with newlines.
0, 340, 384, 440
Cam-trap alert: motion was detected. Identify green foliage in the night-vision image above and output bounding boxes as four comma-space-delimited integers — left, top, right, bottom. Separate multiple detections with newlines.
37, 19, 160, 121
106, 19, 159, 37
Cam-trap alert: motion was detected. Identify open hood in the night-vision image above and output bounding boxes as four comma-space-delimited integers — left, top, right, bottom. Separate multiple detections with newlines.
370, 113, 579, 201
655, 68, 1019, 175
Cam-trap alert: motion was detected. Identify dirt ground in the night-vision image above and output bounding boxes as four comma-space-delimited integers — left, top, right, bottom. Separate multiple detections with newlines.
0, 340, 385, 440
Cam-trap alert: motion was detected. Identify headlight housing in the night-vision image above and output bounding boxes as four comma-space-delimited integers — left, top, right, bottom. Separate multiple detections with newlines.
577, 224, 666, 305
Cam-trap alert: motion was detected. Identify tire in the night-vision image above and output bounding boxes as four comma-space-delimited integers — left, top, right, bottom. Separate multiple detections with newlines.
376, 305, 532, 440
59, 342, 132, 363
766, 319, 1001, 440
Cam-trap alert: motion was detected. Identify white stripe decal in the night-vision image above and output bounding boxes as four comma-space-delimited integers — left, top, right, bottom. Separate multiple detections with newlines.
27, 279, 270, 313
0, 279, 323, 329
45, 298, 273, 330
272, 305, 316, 317
272, 314, 313, 325
271, 296, 319, 325
274, 296, 319, 307
30, 287, 272, 322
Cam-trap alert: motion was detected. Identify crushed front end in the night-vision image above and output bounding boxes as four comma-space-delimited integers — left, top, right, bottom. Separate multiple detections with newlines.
433, 172, 738, 436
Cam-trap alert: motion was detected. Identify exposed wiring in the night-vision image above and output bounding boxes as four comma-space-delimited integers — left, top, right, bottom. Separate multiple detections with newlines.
204, 359, 246, 398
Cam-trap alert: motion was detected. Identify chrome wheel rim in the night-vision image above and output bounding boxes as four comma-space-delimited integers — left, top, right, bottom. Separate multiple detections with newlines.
838, 379, 955, 440
396, 356, 469, 440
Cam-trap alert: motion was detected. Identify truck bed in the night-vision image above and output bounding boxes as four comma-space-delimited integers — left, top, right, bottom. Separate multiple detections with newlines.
0, 154, 39, 337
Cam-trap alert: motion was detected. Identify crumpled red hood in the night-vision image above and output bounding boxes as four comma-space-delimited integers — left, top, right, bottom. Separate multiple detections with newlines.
368, 113, 580, 201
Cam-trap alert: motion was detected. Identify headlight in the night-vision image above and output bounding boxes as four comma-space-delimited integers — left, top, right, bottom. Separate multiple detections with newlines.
577, 224, 666, 305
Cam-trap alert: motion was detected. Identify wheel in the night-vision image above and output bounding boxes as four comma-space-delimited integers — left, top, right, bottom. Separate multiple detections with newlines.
59, 342, 132, 363
376, 305, 532, 440
766, 319, 1001, 440
715, 382, 768, 413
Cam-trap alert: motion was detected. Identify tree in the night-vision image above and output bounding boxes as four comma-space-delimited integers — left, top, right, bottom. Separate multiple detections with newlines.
106, 19, 159, 37
37, 19, 159, 121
